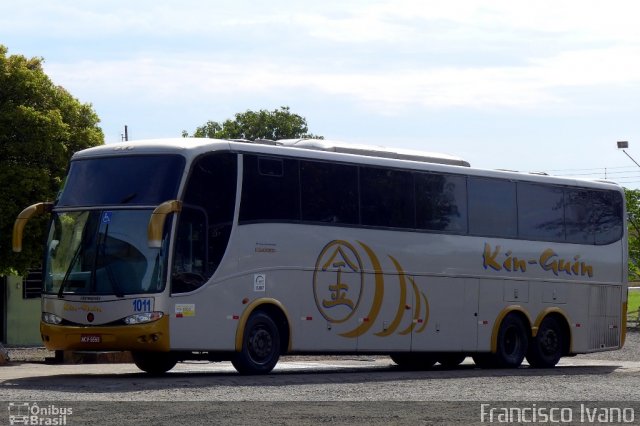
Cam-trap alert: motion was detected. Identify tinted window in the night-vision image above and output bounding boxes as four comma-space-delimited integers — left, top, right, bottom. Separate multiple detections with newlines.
468, 177, 517, 237
564, 189, 594, 244
240, 155, 300, 222
172, 153, 237, 293
518, 183, 565, 241
360, 167, 414, 228
300, 161, 358, 224
59, 155, 185, 206
415, 173, 467, 232
593, 190, 623, 245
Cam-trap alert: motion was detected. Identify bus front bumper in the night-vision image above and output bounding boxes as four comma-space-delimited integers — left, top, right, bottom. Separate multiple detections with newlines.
40, 315, 170, 352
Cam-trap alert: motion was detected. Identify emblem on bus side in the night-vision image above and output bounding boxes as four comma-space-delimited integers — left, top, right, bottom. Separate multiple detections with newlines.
313, 240, 429, 338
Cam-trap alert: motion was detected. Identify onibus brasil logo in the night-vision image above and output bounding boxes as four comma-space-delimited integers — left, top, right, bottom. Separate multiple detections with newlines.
8, 402, 73, 425
313, 240, 429, 338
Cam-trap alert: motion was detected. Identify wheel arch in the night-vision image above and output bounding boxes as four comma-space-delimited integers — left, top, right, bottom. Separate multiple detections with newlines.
235, 298, 292, 354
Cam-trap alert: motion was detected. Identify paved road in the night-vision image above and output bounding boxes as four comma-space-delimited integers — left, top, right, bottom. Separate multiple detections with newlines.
2, 334, 640, 424
3, 357, 640, 425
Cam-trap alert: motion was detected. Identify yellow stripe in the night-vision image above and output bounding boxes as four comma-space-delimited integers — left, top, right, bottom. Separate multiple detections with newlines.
415, 292, 429, 334
375, 255, 407, 337
399, 277, 421, 335
339, 241, 385, 338
621, 301, 627, 348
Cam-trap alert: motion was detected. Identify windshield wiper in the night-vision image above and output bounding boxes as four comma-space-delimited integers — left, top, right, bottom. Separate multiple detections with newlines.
58, 242, 83, 298
93, 223, 125, 298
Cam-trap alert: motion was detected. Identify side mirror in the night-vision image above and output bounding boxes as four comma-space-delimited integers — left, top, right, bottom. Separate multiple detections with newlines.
148, 200, 182, 248
13, 202, 54, 252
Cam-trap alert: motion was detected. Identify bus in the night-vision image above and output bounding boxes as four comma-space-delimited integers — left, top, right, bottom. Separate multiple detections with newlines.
12, 138, 627, 375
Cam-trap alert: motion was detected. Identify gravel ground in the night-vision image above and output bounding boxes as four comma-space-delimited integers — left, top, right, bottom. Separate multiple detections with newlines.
5, 330, 640, 364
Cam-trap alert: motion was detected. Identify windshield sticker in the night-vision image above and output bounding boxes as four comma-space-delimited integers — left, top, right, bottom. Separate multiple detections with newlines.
102, 211, 112, 224
175, 304, 195, 318
482, 242, 594, 278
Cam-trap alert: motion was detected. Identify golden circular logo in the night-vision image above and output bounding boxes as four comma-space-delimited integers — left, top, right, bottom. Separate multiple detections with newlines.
313, 240, 364, 323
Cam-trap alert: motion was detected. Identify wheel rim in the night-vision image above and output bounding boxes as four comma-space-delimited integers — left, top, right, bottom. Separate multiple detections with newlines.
539, 328, 559, 356
248, 325, 274, 363
504, 326, 521, 356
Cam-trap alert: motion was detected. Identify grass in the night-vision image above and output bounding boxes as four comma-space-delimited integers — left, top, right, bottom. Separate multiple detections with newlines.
628, 290, 640, 315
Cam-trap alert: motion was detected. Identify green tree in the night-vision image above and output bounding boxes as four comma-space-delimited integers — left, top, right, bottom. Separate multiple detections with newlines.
0, 45, 104, 274
626, 188, 640, 281
183, 106, 323, 140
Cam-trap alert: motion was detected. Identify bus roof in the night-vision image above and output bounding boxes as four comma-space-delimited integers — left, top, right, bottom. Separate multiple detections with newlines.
71, 138, 623, 192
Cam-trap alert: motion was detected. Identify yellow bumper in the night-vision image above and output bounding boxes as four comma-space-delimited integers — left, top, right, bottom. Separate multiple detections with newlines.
40, 315, 170, 352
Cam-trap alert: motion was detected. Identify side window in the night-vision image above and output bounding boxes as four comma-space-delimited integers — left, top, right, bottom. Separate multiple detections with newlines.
565, 189, 594, 244
240, 155, 300, 222
172, 153, 237, 293
518, 183, 565, 241
593, 190, 623, 245
468, 177, 517, 238
300, 160, 359, 224
415, 173, 467, 233
360, 167, 414, 228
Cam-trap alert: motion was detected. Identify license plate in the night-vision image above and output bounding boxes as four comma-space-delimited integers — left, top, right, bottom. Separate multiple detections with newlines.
80, 334, 101, 343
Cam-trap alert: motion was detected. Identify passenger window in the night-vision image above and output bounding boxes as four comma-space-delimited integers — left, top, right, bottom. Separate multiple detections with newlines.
360, 167, 414, 228
415, 173, 467, 233
240, 155, 300, 222
300, 161, 359, 224
565, 189, 594, 244
518, 183, 565, 242
468, 177, 517, 238
593, 190, 623, 245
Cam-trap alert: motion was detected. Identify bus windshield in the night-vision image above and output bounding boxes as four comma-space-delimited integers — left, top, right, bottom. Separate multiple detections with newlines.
44, 209, 169, 296
58, 155, 184, 207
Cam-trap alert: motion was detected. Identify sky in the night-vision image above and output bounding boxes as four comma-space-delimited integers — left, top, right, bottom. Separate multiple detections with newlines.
3, 1, 640, 187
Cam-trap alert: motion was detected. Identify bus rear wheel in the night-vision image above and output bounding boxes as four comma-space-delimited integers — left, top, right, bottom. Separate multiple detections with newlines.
473, 314, 529, 369
390, 353, 438, 370
232, 311, 281, 375
494, 314, 529, 368
132, 351, 177, 375
526, 316, 563, 368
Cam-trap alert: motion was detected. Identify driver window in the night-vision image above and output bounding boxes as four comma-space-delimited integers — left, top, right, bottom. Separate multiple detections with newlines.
171, 153, 237, 294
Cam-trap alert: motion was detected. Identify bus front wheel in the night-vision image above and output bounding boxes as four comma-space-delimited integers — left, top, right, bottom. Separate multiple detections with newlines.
232, 311, 281, 375
132, 351, 177, 375
526, 316, 563, 368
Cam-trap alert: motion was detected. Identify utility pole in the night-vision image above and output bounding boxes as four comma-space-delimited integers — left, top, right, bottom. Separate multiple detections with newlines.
121, 125, 129, 142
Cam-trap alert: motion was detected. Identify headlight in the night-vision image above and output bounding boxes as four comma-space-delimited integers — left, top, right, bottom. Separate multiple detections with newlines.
123, 312, 163, 325
42, 312, 63, 325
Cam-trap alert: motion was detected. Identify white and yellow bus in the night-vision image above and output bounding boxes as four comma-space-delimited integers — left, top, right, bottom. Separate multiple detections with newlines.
13, 138, 627, 374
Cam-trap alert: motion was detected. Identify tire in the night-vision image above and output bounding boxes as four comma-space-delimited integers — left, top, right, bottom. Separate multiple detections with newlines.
232, 311, 281, 375
390, 353, 438, 370
438, 353, 466, 368
526, 316, 564, 368
132, 351, 177, 375
493, 314, 529, 368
